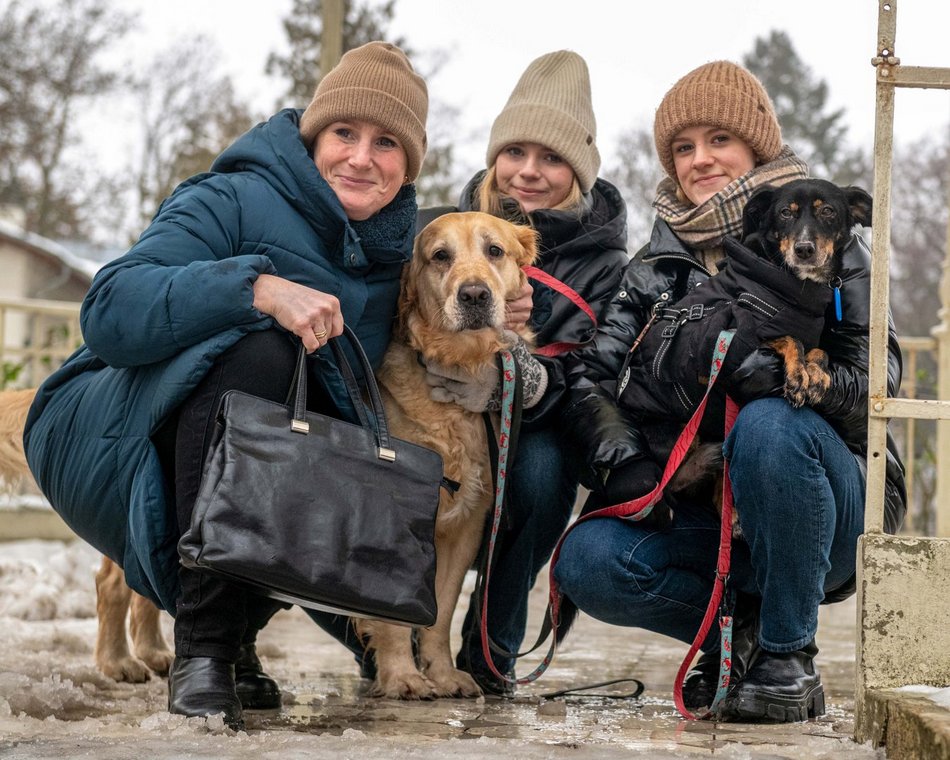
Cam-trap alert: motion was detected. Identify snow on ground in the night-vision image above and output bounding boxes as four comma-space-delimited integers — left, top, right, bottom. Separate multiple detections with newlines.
895, 685, 950, 708
0, 538, 892, 759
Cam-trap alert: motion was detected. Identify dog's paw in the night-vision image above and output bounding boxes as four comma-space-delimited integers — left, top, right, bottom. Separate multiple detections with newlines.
803, 349, 832, 406
97, 654, 153, 683
426, 666, 483, 699
782, 363, 811, 408
372, 669, 439, 700
136, 646, 174, 677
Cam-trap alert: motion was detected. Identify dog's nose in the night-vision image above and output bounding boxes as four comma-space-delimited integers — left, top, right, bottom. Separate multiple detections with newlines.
794, 241, 816, 260
458, 282, 491, 306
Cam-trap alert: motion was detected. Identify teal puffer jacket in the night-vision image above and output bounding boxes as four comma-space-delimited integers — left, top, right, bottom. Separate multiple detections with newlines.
23, 109, 417, 612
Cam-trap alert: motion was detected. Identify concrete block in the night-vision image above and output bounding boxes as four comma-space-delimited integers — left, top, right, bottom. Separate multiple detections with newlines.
857, 534, 950, 690
855, 688, 950, 759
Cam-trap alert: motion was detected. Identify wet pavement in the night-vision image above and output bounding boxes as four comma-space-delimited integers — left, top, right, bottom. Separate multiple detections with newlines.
0, 548, 884, 759
237, 580, 879, 758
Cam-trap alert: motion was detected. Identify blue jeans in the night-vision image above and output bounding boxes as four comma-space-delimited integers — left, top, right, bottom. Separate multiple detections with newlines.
459, 425, 578, 673
554, 398, 865, 654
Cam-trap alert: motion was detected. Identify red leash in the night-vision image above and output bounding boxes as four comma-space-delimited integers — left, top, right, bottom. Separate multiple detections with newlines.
478, 329, 740, 702
543, 329, 739, 718
672, 395, 739, 720
522, 265, 596, 357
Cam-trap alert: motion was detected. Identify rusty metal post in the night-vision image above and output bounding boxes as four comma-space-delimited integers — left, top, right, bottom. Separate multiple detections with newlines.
320, 0, 345, 77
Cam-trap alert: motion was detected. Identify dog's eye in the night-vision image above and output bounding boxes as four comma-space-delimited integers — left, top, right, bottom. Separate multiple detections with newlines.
431, 249, 450, 263
779, 207, 794, 220
487, 245, 504, 258
818, 206, 837, 219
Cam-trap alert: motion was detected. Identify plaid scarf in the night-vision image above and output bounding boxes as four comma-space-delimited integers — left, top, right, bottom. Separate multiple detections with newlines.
653, 146, 809, 251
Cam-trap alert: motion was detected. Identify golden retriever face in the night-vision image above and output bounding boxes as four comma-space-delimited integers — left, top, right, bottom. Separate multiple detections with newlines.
401, 212, 538, 335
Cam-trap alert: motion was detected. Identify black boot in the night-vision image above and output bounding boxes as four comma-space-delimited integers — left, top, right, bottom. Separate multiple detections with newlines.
682, 593, 760, 711
716, 639, 825, 723
235, 643, 281, 710
168, 656, 244, 730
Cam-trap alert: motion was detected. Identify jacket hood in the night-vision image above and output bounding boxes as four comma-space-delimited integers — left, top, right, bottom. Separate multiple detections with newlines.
458, 171, 627, 263
211, 109, 416, 266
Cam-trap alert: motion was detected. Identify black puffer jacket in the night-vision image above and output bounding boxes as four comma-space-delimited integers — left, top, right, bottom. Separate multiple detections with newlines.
418, 172, 630, 423
565, 218, 907, 535
617, 234, 833, 431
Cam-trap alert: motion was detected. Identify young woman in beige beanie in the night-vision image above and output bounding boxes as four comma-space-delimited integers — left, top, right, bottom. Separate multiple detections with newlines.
552, 60, 905, 723
24, 41, 429, 729
403, 49, 629, 696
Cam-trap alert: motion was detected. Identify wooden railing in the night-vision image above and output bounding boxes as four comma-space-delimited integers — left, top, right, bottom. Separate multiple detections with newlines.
0, 296, 81, 388
895, 336, 938, 534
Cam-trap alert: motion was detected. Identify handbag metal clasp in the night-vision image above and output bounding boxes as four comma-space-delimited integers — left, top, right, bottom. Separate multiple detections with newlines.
378, 446, 396, 462
291, 419, 310, 434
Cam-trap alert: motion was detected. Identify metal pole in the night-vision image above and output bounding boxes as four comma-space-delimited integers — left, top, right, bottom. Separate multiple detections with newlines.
865, 22, 898, 535
320, 0, 345, 77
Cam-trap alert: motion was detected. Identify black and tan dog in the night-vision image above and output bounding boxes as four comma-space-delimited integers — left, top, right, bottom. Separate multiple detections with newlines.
740, 178, 873, 407
652, 179, 873, 516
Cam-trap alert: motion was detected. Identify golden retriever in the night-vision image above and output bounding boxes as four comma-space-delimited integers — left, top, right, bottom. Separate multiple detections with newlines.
0, 387, 173, 682
356, 211, 538, 699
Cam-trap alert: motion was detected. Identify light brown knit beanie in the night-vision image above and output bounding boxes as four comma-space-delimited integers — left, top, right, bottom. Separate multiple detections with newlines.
299, 41, 429, 182
486, 50, 600, 193
653, 60, 782, 179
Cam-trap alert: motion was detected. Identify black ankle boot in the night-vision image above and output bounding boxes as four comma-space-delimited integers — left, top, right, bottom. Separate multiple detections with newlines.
235, 643, 281, 710
168, 656, 244, 730
716, 639, 825, 723
682, 594, 760, 710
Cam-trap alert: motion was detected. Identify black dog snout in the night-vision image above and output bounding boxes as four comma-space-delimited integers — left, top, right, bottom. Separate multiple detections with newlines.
793, 241, 816, 260
458, 282, 491, 306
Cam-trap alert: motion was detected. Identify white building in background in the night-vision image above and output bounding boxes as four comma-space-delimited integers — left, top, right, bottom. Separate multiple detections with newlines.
0, 220, 100, 386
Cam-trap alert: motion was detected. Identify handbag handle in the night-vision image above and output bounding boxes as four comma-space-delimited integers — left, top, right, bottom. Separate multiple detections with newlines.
290, 325, 396, 462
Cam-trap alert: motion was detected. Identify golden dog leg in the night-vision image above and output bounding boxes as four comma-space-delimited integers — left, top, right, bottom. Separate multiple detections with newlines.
130, 591, 173, 677
95, 556, 152, 682
414, 516, 484, 698
359, 618, 437, 700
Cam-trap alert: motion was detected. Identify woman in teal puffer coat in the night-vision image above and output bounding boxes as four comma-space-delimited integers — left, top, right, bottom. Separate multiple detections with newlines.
23, 42, 428, 730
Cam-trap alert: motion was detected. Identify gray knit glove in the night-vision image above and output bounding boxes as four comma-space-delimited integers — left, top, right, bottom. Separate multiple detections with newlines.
425, 332, 548, 413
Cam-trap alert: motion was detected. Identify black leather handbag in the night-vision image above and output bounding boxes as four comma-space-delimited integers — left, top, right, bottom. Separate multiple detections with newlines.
178, 325, 443, 627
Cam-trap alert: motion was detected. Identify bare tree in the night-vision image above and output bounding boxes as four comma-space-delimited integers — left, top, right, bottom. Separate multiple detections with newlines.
0, 0, 132, 239
604, 125, 664, 249
128, 37, 256, 237
889, 130, 950, 338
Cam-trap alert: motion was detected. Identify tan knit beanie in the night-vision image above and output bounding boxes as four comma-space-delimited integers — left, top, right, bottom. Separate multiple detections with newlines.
653, 60, 782, 179
299, 41, 429, 182
486, 50, 600, 193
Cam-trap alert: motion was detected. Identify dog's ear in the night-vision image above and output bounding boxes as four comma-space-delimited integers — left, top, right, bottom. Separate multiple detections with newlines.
742, 186, 777, 240
844, 186, 873, 228
395, 242, 422, 339
511, 223, 540, 267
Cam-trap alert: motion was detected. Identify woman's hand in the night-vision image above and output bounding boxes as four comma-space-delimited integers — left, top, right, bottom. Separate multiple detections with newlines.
252, 274, 344, 352
504, 281, 534, 331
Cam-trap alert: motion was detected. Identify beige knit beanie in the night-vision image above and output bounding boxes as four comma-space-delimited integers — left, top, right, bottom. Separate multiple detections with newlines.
299, 41, 429, 182
653, 60, 782, 179
486, 50, 600, 193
